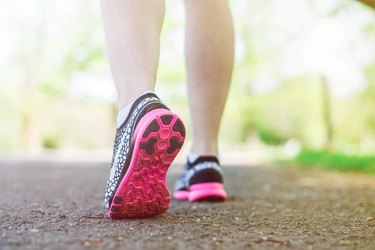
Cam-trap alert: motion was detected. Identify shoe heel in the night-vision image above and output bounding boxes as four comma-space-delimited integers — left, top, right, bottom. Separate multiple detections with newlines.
188, 182, 227, 202
108, 109, 186, 219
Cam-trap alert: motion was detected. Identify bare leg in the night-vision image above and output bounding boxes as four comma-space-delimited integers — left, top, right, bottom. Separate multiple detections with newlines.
184, 0, 234, 155
100, 0, 165, 109
101, 0, 188, 217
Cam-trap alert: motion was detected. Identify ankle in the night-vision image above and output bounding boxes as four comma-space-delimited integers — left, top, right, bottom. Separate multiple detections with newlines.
187, 152, 219, 164
190, 144, 218, 157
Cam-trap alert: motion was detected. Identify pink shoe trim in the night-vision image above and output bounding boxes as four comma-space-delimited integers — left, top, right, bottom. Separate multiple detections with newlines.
108, 109, 185, 219
173, 190, 189, 201
189, 182, 227, 202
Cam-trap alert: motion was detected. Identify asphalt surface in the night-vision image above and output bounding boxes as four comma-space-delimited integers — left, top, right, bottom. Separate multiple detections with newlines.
0, 160, 374, 250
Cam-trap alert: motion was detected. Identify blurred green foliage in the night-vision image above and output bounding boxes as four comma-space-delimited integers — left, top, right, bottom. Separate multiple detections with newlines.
1, 0, 375, 171
255, 127, 288, 146
286, 149, 375, 173
42, 134, 60, 149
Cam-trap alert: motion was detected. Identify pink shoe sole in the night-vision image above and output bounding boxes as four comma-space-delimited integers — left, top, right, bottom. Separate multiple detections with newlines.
174, 182, 227, 202
189, 182, 227, 202
173, 190, 189, 201
108, 109, 185, 219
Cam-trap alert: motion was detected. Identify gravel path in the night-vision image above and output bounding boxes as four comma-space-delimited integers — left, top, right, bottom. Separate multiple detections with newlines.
0, 160, 374, 250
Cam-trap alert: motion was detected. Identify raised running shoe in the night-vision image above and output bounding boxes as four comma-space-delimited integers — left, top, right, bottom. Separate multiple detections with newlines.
105, 93, 186, 219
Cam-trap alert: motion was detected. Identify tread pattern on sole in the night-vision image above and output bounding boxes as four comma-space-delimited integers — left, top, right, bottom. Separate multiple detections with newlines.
143, 120, 160, 138
167, 136, 184, 154
161, 115, 173, 125
109, 111, 185, 219
172, 120, 186, 137
139, 136, 158, 154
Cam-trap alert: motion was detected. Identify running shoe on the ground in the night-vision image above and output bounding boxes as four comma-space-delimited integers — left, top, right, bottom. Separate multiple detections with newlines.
173, 156, 227, 202
104, 92, 186, 219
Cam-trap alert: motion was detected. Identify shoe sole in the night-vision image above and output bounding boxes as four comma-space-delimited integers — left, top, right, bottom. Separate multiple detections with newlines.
108, 109, 186, 219
173, 182, 227, 202
173, 190, 189, 201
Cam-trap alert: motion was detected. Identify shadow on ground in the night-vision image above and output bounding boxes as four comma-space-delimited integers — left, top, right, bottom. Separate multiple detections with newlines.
0, 161, 374, 250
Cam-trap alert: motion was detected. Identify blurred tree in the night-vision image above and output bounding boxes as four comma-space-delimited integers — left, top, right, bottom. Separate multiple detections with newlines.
358, 0, 375, 10
321, 76, 334, 150
13, 1, 107, 151
17, 1, 48, 150
1, 0, 375, 153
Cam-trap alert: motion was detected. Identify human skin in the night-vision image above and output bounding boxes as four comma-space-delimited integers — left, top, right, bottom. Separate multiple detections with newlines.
100, 0, 234, 155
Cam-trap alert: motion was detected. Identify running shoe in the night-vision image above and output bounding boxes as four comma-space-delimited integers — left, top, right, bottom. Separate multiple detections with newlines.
104, 92, 186, 219
173, 156, 227, 202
